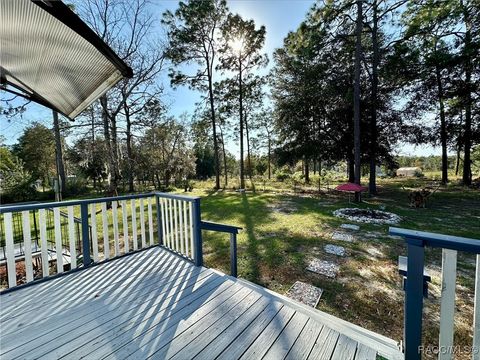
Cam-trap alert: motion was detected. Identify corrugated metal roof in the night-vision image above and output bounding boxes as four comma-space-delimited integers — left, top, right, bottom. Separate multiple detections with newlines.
0, 0, 133, 119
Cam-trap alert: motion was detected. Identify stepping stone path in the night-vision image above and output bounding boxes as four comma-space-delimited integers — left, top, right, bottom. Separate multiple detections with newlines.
306, 258, 339, 278
286, 281, 323, 308
324, 244, 345, 257
331, 231, 353, 242
340, 223, 360, 231
262, 232, 278, 238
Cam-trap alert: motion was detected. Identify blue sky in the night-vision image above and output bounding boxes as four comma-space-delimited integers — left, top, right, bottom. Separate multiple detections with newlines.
0, 0, 440, 157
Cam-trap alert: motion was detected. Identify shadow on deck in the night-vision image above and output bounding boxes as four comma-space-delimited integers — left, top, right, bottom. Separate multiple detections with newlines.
0, 247, 402, 360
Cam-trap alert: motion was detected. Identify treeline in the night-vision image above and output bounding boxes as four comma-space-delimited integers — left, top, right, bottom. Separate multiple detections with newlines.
271, 0, 479, 191
1, 0, 479, 204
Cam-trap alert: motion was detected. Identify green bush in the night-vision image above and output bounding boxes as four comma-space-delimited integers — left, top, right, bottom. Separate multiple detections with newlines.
275, 166, 293, 182
0, 156, 38, 204
64, 177, 88, 197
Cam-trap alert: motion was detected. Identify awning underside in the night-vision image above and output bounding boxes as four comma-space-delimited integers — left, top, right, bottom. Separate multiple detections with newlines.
0, 0, 132, 119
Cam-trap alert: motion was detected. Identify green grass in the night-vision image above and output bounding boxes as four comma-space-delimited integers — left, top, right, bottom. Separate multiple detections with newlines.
190, 177, 479, 354
1, 175, 478, 355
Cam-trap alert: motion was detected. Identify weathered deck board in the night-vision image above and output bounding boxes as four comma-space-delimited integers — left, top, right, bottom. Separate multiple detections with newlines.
0, 247, 402, 360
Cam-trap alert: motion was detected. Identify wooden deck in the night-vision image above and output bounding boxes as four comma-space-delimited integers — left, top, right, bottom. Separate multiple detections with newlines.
0, 247, 403, 360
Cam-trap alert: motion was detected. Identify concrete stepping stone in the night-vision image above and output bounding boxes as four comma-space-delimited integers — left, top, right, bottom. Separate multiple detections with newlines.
340, 223, 360, 231
331, 231, 353, 242
306, 258, 339, 278
324, 244, 345, 257
285, 281, 323, 308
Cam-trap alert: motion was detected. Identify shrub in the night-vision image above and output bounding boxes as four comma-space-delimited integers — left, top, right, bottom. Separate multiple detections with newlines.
64, 177, 88, 197
0, 157, 37, 204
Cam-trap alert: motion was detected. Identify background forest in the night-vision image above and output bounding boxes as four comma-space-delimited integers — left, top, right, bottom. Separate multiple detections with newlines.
1, 0, 479, 203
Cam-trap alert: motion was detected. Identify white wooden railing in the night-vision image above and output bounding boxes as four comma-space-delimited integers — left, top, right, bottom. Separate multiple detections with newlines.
0, 193, 202, 291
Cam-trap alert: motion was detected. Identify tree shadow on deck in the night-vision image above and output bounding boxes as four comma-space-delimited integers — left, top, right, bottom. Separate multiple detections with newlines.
15, 249, 249, 358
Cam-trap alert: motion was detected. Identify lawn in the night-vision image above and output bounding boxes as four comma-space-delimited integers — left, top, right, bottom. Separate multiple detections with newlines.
1, 175, 478, 358
190, 176, 479, 357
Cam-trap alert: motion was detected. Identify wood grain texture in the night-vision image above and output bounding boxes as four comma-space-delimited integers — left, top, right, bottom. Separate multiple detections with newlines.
0, 247, 390, 360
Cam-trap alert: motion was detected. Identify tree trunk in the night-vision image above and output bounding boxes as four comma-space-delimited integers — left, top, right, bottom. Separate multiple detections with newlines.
305, 158, 310, 184
435, 64, 448, 185
348, 155, 355, 183
219, 124, 228, 187
462, 0, 472, 186
207, 61, 221, 189
267, 137, 271, 180
245, 113, 252, 181
239, 58, 245, 189
125, 105, 135, 193
456, 111, 463, 176
110, 112, 120, 192
353, 0, 363, 201
369, 0, 378, 195
52, 110, 66, 197
100, 95, 117, 194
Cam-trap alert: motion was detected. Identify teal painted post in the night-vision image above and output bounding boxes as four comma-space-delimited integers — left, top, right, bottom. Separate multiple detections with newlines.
230, 233, 237, 277
192, 198, 203, 267
405, 238, 425, 360
80, 203, 92, 266
156, 195, 163, 246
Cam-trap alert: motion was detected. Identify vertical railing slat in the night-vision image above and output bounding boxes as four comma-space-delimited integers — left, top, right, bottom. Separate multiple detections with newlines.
192, 198, 202, 267
53, 208, 63, 273
156, 195, 162, 246
101, 202, 110, 259
22, 211, 33, 282
473, 254, 480, 360
140, 199, 146, 249
189, 201, 194, 259
39, 209, 49, 277
179, 200, 185, 256
90, 204, 99, 262
168, 199, 174, 249
404, 239, 425, 360
122, 200, 129, 253
161, 198, 167, 248
4, 213, 16, 287
174, 199, 179, 252
439, 249, 457, 360
80, 203, 91, 267
148, 198, 154, 246
180, 201, 190, 257
112, 201, 120, 257
131, 200, 137, 251
67, 207, 77, 269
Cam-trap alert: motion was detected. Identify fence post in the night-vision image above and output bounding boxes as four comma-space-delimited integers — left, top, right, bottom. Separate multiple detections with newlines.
80, 203, 92, 267
404, 238, 425, 360
156, 194, 163, 246
192, 198, 203, 267
230, 232, 237, 277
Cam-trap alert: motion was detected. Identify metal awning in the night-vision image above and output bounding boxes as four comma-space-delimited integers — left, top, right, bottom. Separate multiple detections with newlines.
0, 0, 133, 119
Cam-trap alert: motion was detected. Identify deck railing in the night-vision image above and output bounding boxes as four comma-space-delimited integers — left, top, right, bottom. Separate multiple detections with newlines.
390, 227, 480, 360
0, 192, 239, 292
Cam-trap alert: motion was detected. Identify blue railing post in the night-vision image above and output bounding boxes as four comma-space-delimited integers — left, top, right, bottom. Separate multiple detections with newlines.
80, 203, 92, 267
230, 233, 237, 277
156, 195, 163, 246
192, 198, 203, 267
405, 237, 425, 360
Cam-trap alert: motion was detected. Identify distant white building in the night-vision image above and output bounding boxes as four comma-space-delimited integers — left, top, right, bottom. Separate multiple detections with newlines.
396, 167, 422, 177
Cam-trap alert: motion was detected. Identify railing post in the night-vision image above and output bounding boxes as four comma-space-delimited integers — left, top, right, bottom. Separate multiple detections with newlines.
405, 237, 425, 360
156, 195, 163, 246
80, 203, 92, 267
192, 198, 203, 267
230, 232, 237, 278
